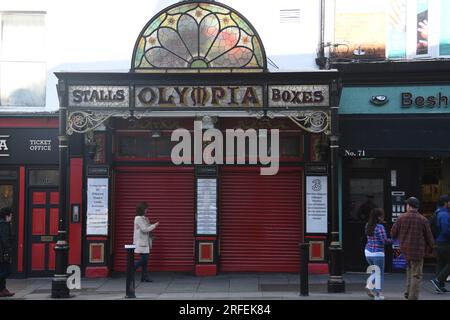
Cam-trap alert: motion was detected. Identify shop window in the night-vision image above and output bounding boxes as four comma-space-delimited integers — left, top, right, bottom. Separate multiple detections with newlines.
280, 136, 302, 157
0, 12, 46, 106
136, 136, 150, 158
0, 170, 17, 179
116, 133, 174, 159
156, 136, 173, 157
421, 158, 442, 217
0, 185, 13, 208
118, 136, 136, 156
29, 169, 59, 186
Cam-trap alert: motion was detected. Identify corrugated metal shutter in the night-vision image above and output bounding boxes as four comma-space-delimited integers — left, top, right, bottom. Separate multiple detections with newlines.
220, 167, 303, 272
113, 167, 195, 272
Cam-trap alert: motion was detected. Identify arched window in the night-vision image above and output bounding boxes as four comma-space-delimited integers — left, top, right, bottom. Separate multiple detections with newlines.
131, 1, 267, 73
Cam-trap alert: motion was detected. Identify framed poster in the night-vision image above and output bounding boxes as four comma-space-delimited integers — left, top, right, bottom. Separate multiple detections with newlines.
306, 176, 328, 234
196, 178, 217, 235
86, 178, 109, 235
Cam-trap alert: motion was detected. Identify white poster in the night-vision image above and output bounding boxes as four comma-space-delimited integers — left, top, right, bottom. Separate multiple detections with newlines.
306, 176, 328, 234
196, 178, 217, 235
87, 178, 109, 235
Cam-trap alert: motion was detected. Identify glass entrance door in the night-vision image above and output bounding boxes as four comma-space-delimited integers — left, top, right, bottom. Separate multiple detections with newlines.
344, 173, 387, 271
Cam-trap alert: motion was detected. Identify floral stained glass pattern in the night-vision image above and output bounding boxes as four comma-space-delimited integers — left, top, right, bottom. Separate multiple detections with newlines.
132, 1, 266, 72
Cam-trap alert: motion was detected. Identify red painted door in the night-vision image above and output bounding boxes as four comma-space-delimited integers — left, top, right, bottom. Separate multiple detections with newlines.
219, 167, 303, 272
28, 189, 59, 275
113, 167, 195, 272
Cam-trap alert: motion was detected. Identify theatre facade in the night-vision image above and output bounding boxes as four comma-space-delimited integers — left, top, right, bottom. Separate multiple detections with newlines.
50, 1, 340, 278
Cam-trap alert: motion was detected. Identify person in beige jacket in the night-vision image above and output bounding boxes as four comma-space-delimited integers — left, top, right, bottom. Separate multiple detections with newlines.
133, 202, 159, 282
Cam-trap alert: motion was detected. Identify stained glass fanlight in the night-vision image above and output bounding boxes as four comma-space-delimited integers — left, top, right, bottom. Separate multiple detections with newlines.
131, 1, 267, 73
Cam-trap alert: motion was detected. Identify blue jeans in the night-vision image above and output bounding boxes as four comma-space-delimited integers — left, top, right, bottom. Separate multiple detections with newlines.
366, 255, 385, 294
134, 254, 149, 276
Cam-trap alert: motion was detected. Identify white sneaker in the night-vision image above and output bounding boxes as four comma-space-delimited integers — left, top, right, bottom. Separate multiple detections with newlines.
374, 295, 385, 300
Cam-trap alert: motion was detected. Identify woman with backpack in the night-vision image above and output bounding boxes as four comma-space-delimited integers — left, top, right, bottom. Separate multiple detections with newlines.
364, 208, 392, 300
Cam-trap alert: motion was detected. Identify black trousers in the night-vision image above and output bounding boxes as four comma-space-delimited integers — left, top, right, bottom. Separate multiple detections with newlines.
0, 262, 11, 290
436, 244, 450, 286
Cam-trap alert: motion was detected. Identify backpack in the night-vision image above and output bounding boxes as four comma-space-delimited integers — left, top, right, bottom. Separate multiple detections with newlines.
429, 210, 440, 239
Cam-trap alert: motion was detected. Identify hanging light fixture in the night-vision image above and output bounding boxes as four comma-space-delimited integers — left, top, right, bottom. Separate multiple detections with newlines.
151, 130, 161, 138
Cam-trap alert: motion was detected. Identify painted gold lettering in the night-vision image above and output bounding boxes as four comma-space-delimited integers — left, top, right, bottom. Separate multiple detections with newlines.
242, 87, 260, 106
137, 87, 157, 105
174, 87, 189, 105
228, 87, 239, 106
211, 87, 226, 105
313, 91, 324, 102
158, 87, 175, 106
73, 90, 83, 103
302, 91, 313, 103
272, 89, 281, 102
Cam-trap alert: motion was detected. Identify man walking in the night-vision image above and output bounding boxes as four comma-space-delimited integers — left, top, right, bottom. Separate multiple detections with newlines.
430, 195, 450, 293
391, 197, 434, 300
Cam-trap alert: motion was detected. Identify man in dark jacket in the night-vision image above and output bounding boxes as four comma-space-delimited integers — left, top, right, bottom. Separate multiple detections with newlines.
0, 207, 14, 297
391, 197, 434, 300
430, 195, 450, 293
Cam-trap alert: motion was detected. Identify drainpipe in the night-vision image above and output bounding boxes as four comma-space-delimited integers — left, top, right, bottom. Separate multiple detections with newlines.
315, 0, 327, 69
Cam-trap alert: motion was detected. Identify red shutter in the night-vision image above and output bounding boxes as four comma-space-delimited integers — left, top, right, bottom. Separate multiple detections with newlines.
219, 167, 303, 272
113, 167, 195, 272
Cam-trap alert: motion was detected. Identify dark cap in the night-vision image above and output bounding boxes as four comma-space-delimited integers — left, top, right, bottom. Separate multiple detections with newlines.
439, 195, 450, 203
405, 197, 420, 209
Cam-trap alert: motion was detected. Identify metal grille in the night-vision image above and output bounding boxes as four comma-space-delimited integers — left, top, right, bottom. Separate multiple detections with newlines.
280, 9, 301, 23
219, 167, 303, 272
113, 167, 195, 272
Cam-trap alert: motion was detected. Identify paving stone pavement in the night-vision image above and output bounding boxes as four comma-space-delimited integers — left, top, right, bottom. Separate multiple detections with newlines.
2, 272, 450, 300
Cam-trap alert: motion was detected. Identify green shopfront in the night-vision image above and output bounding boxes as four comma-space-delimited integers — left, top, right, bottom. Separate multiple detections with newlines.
339, 64, 450, 271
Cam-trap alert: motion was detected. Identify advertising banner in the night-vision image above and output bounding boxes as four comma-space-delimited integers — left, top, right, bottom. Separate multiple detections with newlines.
306, 176, 328, 234
87, 178, 109, 235
387, 0, 407, 59
440, 0, 450, 55
416, 0, 428, 55
196, 178, 217, 235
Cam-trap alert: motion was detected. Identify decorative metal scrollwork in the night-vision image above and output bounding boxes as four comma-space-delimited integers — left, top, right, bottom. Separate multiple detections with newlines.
285, 111, 330, 134
248, 110, 329, 133
67, 111, 113, 135
248, 110, 276, 120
